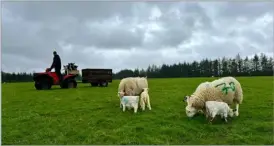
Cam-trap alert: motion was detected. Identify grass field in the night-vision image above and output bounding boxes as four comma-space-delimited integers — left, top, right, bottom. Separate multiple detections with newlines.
2, 77, 274, 145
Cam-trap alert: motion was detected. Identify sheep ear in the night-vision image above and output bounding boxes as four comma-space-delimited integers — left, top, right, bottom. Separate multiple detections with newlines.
184, 96, 188, 102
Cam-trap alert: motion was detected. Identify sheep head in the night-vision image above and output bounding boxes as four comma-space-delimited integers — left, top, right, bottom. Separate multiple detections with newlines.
184, 95, 203, 117
228, 108, 234, 117
118, 91, 125, 98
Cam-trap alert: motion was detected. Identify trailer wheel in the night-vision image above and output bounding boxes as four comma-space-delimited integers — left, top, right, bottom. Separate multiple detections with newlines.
100, 81, 108, 87
91, 83, 98, 87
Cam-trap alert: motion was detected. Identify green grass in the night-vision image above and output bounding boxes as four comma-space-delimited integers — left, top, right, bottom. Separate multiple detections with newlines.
2, 77, 274, 145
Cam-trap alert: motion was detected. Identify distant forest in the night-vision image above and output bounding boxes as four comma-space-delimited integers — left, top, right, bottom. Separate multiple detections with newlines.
1, 53, 273, 83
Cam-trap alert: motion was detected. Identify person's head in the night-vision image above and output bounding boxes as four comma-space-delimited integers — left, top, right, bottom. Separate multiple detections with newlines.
53, 51, 57, 56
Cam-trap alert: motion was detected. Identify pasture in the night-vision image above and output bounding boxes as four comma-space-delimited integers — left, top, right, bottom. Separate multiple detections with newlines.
2, 77, 273, 145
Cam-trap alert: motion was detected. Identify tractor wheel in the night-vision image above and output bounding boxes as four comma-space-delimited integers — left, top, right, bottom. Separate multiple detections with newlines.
99, 81, 108, 87
35, 82, 42, 90
91, 83, 98, 87
67, 79, 77, 88
35, 78, 51, 90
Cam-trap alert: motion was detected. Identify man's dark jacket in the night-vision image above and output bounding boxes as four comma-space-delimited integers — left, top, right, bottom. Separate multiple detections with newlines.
51, 54, 62, 70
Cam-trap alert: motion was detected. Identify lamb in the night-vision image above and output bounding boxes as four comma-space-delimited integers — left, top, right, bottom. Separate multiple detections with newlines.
205, 101, 234, 123
117, 77, 148, 107
184, 76, 243, 118
140, 88, 151, 111
120, 96, 140, 113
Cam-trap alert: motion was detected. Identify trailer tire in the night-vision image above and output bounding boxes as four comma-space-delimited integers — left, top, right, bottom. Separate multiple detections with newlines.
91, 83, 98, 87
100, 81, 108, 87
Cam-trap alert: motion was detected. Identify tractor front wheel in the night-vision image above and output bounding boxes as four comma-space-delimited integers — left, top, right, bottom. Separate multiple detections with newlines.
35, 78, 52, 90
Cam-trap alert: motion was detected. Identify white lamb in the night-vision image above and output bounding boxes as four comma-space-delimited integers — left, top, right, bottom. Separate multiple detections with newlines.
205, 101, 234, 123
184, 76, 243, 118
121, 96, 140, 113
117, 77, 148, 108
140, 88, 151, 111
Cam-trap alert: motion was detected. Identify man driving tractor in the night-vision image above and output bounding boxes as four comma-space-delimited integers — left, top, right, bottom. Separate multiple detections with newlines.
49, 51, 62, 82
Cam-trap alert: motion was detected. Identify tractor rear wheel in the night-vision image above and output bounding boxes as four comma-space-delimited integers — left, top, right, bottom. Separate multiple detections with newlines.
62, 79, 77, 89
67, 80, 77, 88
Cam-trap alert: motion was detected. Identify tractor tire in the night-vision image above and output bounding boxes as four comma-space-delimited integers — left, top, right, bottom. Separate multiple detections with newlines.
35, 78, 52, 90
99, 81, 108, 87
67, 80, 77, 88
35, 82, 42, 90
91, 83, 98, 87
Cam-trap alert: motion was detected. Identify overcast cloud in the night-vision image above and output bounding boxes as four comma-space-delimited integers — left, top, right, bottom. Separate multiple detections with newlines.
1, 1, 273, 73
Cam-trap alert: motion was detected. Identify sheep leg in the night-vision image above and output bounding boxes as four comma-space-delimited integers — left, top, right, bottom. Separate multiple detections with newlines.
140, 98, 145, 111
147, 96, 152, 110
122, 104, 126, 112
133, 104, 138, 113
210, 112, 217, 123
234, 104, 239, 116
223, 113, 228, 123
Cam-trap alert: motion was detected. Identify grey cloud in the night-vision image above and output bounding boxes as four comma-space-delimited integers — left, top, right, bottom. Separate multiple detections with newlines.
1, 1, 273, 73
2, 1, 135, 22
216, 2, 273, 20
63, 20, 145, 49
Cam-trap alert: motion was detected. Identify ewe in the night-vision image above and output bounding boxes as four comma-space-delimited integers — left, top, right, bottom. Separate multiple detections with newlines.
117, 77, 148, 108
184, 76, 243, 118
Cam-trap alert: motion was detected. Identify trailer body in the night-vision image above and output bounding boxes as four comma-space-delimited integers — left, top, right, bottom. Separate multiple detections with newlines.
82, 68, 112, 87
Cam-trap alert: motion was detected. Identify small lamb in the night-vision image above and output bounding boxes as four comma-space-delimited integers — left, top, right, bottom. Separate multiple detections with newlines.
140, 88, 151, 111
121, 96, 140, 113
205, 101, 234, 123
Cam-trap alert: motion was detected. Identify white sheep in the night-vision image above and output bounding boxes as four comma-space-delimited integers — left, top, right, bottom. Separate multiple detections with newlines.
205, 101, 234, 123
184, 76, 243, 118
140, 88, 151, 111
121, 96, 140, 113
117, 77, 148, 107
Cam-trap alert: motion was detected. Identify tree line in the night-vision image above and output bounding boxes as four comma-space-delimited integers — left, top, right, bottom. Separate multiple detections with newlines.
1, 53, 273, 82
113, 53, 273, 79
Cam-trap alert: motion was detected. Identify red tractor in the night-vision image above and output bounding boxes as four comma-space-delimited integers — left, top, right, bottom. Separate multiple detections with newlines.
33, 68, 78, 90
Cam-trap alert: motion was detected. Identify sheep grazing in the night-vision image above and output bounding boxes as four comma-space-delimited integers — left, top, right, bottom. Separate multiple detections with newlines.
121, 96, 140, 113
140, 88, 151, 111
205, 101, 234, 123
184, 76, 243, 118
117, 77, 148, 107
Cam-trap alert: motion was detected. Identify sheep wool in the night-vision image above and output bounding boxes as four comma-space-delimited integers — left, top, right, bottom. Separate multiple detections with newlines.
118, 77, 148, 98
185, 76, 243, 118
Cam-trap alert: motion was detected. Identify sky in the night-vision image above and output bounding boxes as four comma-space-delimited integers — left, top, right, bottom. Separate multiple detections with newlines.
1, 1, 273, 73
